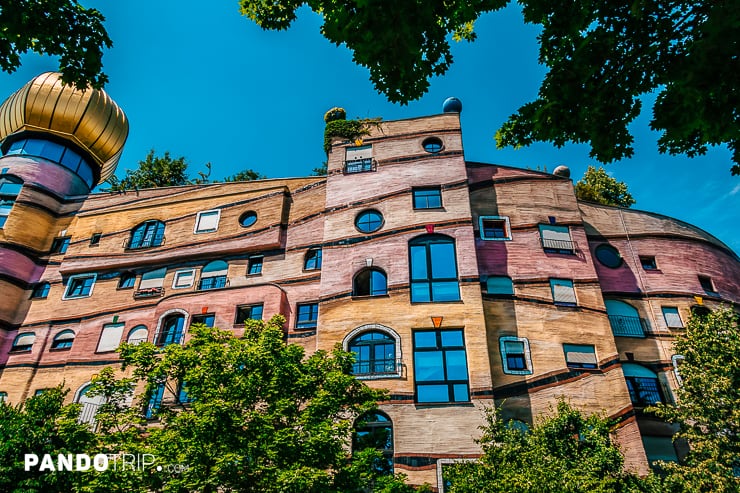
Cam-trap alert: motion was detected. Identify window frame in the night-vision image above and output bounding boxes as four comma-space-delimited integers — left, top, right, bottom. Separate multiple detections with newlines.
550, 278, 577, 307
128, 220, 165, 250
0, 174, 23, 228
154, 312, 187, 347
50, 236, 71, 254
190, 313, 215, 327
485, 276, 514, 296
295, 302, 319, 330
413, 328, 470, 404
10, 332, 36, 353
355, 209, 384, 234
50, 330, 75, 350
63, 273, 97, 300
412, 187, 443, 210
172, 269, 196, 289
352, 268, 388, 297
479, 216, 512, 241
127, 325, 148, 345
30, 282, 51, 299
500, 336, 533, 375
238, 211, 258, 228
539, 224, 575, 254
353, 411, 394, 475
640, 256, 658, 270
247, 255, 264, 275
421, 137, 444, 154
563, 343, 598, 369
234, 304, 264, 325
118, 272, 136, 289
96, 323, 125, 353
348, 330, 398, 378
662, 306, 684, 329
409, 234, 461, 303
194, 209, 221, 234
698, 275, 717, 295
89, 233, 102, 246
594, 243, 623, 268
304, 248, 322, 271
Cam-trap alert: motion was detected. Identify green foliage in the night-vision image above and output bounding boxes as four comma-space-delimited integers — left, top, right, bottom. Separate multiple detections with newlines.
324, 117, 382, 153
649, 307, 740, 493
222, 168, 266, 181
0, 0, 111, 89
574, 165, 636, 208
444, 401, 656, 493
324, 107, 346, 123
311, 161, 328, 176
104, 150, 195, 191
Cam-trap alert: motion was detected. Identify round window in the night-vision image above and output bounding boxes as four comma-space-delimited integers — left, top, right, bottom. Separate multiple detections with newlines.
422, 137, 443, 153
239, 211, 257, 228
595, 244, 622, 268
355, 210, 383, 233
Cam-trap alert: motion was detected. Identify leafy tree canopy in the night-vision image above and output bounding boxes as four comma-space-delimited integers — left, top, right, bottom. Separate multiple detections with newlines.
575, 165, 636, 208
0, 0, 111, 89
223, 168, 266, 181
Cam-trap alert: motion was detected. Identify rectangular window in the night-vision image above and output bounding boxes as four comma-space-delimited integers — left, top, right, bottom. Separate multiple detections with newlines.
479, 216, 511, 240
550, 279, 577, 306
486, 276, 514, 295
247, 256, 263, 275
96, 323, 125, 353
412, 187, 442, 209
63, 273, 97, 299
344, 145, 374, 173
145, 383, 165, 419
51, 237, 71, 254
89, 233, 102, 246
234, 304, 263, 325
662, 307, 684, 328
296, 302, 318, 329
177, 381, 193, 404
500, 337, 532, 375
563, 344, 597, 369
194, 210, 221, 233
30, 282, 50, 299
172, 269, 196, 289
190, 313, 215, 327
698, 275, 717, 295
539, 224, 574, 254
0, 392, 6, 403
640, 256, 657, 270
413, 329, 469, 403
118, 273, 136, 289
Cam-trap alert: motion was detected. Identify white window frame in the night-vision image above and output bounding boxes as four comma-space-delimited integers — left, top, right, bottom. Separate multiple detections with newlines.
63, 273, 97, 300
671, 354, 685, 385
96, 323, 125, 353
193, 209, 221, 234
172, 269, 196, 289
342, 324, 403, 380
479, 215, 512, 240
500, 336, 533, 375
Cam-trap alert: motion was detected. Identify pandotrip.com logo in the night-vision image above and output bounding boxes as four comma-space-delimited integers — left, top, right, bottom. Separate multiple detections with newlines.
24, 453, 189, 474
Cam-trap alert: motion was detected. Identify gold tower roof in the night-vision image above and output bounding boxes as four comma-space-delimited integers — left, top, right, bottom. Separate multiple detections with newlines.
0, 72, 128, 184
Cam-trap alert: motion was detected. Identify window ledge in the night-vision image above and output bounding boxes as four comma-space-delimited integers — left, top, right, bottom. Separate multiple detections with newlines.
49, 347, 72, 352
414, 402, 475, 409
410, 300, 463, 305
413, 207, 446, 212
246, 273, 263, 277
8, 349, 32, 354
351, 294, 390, 300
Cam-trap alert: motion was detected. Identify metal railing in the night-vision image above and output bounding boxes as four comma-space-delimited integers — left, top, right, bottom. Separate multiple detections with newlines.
344, 158, 377, 174
123, 236, 166, 250
541, 237, 575, 254
352, 358, 401, 377
133, 286, 164, 299
626, 377, 663, 407
609, 315, 649, 337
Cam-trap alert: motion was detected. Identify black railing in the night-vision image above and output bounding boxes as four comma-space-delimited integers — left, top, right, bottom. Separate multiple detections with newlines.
344, 158, 376, 174
609, 315, 649, 337
198, 276, 227, 291
626, 377, 663, 407
352, 358, 400, 377
124, 236, 166, 250
541, 237, 575, 254
133, 286, 164, 299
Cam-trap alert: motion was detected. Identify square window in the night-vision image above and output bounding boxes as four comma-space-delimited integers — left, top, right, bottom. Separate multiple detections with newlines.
563, 344, 597, 369
480, 216, 511, 240
698, 275, 717, 295
30, 282, 50, 299
539, 224, 574, 254
234, 304, 263, 324
550, 279, 577, 306
662, 307, 684, 328
500, 337, 532, 375
190, 314, 215, 327
118, 272, 136, 289
640, 256, 657, 270
486, 276, 514, 295
304, 248, 322, 270
344, 145, 374, 173
63, 274, 97, 299
412, 187, 442, 209
247, 256, 263, 275
194, 210, 220, 233
89, 233, 102, 246
172, 269, 196, 289
413, 329, 469, 403
51, 237, 70, 254
296, 302, 318, 329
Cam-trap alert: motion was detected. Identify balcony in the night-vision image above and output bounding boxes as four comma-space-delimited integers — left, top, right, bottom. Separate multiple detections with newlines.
625, 377, 664, 407
123, 236, 166, 250
352, 358, 401, 377
541, 237, 575, 254
609, 315, 649, 337
343, 158, 376, 174
133, 286, 164, 299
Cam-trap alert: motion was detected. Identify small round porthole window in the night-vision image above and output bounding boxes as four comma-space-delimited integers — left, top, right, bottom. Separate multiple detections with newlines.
355, 210, 383, 233
422, 137, 443, 154
595, 244, 622, 268
239, 211, 257, 228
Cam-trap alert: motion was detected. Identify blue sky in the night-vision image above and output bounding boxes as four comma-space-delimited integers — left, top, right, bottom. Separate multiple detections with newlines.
1, 1, 738, 253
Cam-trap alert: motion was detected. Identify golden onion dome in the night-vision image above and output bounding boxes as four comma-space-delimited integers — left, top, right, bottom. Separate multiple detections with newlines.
0, 72, 128, 184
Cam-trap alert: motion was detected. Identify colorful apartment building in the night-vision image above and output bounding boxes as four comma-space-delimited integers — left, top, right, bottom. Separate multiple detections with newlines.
0, 73, 738, 490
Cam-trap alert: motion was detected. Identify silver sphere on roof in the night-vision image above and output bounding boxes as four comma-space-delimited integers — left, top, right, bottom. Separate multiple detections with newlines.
442, 97, 462, 113
553, 165, 571, 178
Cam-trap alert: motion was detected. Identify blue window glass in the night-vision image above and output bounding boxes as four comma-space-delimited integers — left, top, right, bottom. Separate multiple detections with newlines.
177, 381, 193, 404
408, 235, 460, 303
353, 412, 394, 474
129, 220, 165, 249
61, 147, 83, 171
64, 275, 95, 298
22, 139, 45, 156
51, 237, 70, 254
239, 211, 257, 228
422, 137, 443, 153
349, 331, 396, 376
304, 248, 322, 270
248, 256, 263, 275
190, 314, 215, 327
146, 383, 165, 419
353, 268, 388, 296
235, 304, 263, 324
412, 187, 442, 209
51, 330, 75, 349
296, 303, 318, 329
156, 314, 185, 347
355, 210, 383, 233
486, 276, 514, 295
30, 282, 50, 299
413, 329, 469, 403
198, 260, 228, 290
118, 272, 136, 289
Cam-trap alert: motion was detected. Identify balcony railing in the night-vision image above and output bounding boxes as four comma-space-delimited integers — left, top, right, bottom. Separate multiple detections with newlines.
609, 315, 649, 337
344, 158, 376, 174
134, 286, 164, 299
352, 358, 401, 377
541, 237, 575, 254
123, 236, 166, 250
198, 276, 227, 291
625, 377, 664, 407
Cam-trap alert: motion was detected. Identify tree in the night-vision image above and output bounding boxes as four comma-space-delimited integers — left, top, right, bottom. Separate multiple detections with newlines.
0, 0, 111, 89
444, 401, 655, 493
104, 150, 194, 191
650, 307, 740, 493
222, 168, 266, 181
574, 166, 636, 208
238, 1, 740, 174
311, 161, 327, 176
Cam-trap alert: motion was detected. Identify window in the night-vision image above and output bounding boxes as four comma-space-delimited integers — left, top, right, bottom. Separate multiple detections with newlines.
353, 268, 388, 296
500, 337, 532, 375
0, 175, 22, 228
155, 314, 186, 347
671, 355, 685, 386
97, 323, 125, 352
75, 383, 105, 426
698, 275, 717, 295
355, 210, 383, 233
50, 237, 71, 254
563, 344, 597, 369
234, 304, 264, 324
247, 255, 263, 275
539, 224, 574, 254
550, 279, 576, 306
296, 302, 318, 329
662, 307, 684, 329
51, 330, 75, 350
413, 329, 469, 403
479, 216, 511, 240
422, 137, 444, 154
349, 331, 397, 376
145, 382, 165, 419
605, 300, 647, 337
89, 233, 102, 246
354, 412, 394, 474
63, 273, 97, 299
11, 332, 35, 352
190, 313, 215, 327
642, 436, 678, 466
640, 255, 657, 270
409, 234, 460, 303
128, 220, 165, 249
304, 248, 322, 270
595, 244, 622, 268
198, 260, 228, 290
622, 363, 664, 406
127, 325, 148, 345
0, 392, 6, 403
239, 211, 258, 228
172, 269, 196, 289
412, 187, 442, 209
345, 145, 374, 173
30, 282, 50, 299
194, 209, 220, 233
5, 138, 95, 187
118, 272, 136, 289
486, 276, 514, 295
135, 268, 166, 297
177, 381, 193, 404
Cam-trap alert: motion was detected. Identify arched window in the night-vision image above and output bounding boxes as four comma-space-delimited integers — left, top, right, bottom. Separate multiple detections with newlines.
75, 383, 105, 426
0, 175, 23, 228
605, 300, 646, 337
127, 325, 148, 345
11, 332, 35, 352
198, 260, 228, 290
128, 220, 165, 249
304, 248, 322, 270
353, 411, 394, 474
353, 268, 387, 297
155, 314, 186, 347
408, 234, 460, 302
622, 363, 664, 407
51, 330, 75, 350
348, 331, 397, 376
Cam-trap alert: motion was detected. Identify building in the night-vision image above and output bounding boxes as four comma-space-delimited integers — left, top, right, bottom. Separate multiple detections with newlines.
0, 73, 738, 490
